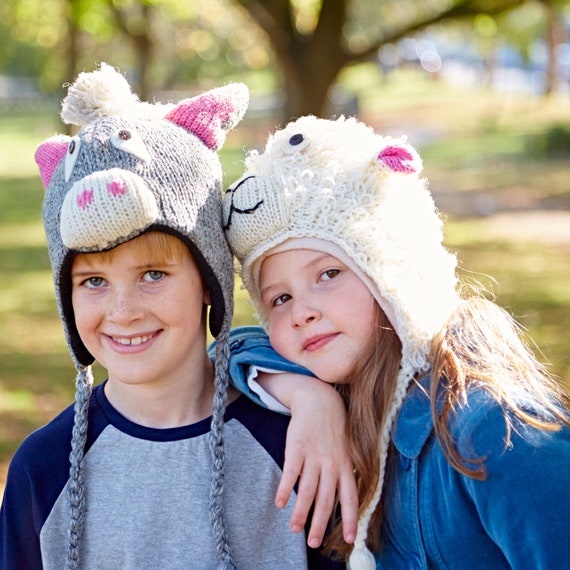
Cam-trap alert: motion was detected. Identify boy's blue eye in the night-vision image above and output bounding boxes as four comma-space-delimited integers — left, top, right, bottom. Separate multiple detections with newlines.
145, 270, 164, 281
86, 276, 104, 288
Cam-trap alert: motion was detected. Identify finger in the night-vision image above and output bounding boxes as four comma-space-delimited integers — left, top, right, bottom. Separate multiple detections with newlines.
289, 464, 320, 536
306, 471, 336, 548
338, 471, 359, 544
276, 453, 304, 509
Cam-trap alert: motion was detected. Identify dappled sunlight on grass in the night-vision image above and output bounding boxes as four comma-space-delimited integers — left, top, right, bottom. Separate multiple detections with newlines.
0, 221, 47, 247
232, 275, 258, 327
445, 218, 570, 387
0, 271, 55, 315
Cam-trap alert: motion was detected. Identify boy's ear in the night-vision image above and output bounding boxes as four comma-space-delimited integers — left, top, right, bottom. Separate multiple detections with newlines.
203, 288, 212, 306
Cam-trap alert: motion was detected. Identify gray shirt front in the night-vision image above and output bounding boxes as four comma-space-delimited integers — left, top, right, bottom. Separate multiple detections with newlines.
4, 385, 313, 569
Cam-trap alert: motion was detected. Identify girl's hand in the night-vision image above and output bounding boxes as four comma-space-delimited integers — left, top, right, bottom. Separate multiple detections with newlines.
256, 372, 358, 548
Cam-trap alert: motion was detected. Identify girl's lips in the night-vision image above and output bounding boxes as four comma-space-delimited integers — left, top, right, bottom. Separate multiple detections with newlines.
302, 332, 339, 352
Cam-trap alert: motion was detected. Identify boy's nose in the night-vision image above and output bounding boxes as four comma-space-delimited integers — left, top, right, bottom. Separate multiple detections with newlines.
107, 289, 144, 324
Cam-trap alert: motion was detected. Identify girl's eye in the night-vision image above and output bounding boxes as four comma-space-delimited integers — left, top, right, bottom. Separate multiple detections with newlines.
320, 269, 340, 281
144, 270, 164, 282
273, 293, 291, 307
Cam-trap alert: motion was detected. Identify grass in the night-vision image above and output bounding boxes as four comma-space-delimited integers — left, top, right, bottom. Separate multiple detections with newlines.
1, 70, 569, 492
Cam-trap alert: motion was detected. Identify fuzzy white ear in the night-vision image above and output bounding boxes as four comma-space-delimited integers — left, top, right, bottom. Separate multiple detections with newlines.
60, 62, 174, 126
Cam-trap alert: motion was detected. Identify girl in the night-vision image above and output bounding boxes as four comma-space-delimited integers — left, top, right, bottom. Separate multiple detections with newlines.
221, 115, 570, 569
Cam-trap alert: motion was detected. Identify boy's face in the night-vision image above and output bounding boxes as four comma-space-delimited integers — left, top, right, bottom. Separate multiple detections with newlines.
71, 233, 210, 389
259, 248, 376, 384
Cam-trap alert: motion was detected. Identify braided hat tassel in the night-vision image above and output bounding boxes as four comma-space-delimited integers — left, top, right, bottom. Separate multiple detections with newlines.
65, 365, 94, 570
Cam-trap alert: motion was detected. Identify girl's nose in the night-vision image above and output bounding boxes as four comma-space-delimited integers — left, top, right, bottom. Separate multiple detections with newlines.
291, 300, 321, 329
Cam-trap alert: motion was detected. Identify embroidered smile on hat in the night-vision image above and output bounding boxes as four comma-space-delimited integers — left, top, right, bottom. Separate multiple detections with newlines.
35, 63, 248, 569
222, 114, 460, 569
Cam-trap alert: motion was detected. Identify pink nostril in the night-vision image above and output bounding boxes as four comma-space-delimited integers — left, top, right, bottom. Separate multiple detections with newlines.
76, 189, 93, 210
107, 180, 127, 197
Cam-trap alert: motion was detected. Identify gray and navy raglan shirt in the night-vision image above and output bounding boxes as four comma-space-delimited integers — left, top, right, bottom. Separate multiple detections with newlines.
0, 383, 342, 569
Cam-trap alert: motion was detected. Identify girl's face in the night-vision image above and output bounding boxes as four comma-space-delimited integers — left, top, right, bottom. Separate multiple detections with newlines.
259, 249, 377, 384
71, 233, 210, 390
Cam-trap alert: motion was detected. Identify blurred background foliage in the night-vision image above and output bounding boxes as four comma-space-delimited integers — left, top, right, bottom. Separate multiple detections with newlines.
1, 0, 569, 490
2, 0, 570, 118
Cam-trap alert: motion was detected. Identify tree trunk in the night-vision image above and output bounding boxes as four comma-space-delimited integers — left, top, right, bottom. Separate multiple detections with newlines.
543, 3, 566, 95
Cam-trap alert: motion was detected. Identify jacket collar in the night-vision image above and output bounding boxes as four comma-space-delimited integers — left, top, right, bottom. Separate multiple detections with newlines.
392, 374, 435, 459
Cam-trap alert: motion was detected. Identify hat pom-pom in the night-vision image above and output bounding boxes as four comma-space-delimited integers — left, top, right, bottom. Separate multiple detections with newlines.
348, 542, 376, 570
61, 62, 139, 126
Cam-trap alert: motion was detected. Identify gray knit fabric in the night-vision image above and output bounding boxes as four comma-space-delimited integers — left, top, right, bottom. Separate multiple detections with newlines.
34, 63, 248, 568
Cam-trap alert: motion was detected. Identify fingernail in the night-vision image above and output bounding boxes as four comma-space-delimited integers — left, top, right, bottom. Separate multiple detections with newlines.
308, 538, 320, 548
345, 533, 355, 544
275, 500, 285, 509
291, 524, 302, 533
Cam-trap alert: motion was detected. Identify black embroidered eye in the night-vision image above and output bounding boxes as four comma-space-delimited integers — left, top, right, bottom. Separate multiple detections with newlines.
64, 136, 81, 182
110, 129, 151, 162
289, 133, 304, 146
283, 130, 309, 154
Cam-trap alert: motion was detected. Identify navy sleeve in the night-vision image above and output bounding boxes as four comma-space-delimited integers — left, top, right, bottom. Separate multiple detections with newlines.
0, 405, 74, 570
0, 386, 108, 570
1, 459, 43, 569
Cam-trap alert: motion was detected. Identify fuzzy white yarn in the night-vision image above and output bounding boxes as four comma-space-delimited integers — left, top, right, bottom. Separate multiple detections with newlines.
61, 62, 173, 126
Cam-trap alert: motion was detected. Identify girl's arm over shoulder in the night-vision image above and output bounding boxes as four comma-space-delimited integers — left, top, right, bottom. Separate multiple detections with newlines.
213, 326, 358, 549
257, 371, 358, 548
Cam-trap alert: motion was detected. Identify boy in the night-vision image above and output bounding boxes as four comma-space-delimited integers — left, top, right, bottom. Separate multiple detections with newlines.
0, 64, 344, 569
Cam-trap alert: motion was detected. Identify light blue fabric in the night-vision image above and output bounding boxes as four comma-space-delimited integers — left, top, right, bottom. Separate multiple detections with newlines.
208, 326, 313, 410
219, 326, 570, 569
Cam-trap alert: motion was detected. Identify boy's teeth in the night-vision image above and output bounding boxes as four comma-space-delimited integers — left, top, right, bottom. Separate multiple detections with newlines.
115, 335, 150, 345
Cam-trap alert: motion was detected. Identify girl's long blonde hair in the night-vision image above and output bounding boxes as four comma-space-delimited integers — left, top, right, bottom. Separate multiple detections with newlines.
325, 295, 570, 558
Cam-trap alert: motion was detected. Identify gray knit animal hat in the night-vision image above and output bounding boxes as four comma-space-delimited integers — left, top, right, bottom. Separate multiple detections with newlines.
222, 115, 460, 569
35, 63, 248, 569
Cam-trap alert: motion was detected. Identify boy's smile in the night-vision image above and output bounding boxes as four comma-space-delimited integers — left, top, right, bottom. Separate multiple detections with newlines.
71, 234, 211, 396
259, 248, 376, 384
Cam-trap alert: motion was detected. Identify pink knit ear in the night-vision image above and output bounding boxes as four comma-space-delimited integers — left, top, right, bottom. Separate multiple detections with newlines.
378, 144, 421, 174
165, 83, 249, 150
35, 135, 70, 189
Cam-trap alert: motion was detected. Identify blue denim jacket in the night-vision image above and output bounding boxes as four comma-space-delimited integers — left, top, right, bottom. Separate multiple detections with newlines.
213, 326, 570, 569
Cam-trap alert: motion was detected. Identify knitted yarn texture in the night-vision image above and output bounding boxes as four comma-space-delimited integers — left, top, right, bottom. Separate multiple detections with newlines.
222, 115, 460, 569
35, 63, 248, 569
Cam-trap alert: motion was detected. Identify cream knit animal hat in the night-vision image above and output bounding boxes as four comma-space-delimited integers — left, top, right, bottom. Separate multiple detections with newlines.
35, 63, 248, 569
222, 115, 460, 569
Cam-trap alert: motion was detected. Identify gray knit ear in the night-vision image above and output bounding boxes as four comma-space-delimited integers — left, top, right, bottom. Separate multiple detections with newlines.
208, 325, 236, 569
66, 365, 94, 570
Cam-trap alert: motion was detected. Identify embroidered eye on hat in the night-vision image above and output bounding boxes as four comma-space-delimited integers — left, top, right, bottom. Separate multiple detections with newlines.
222, 114, 460, 569
35, 63, 248, 569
